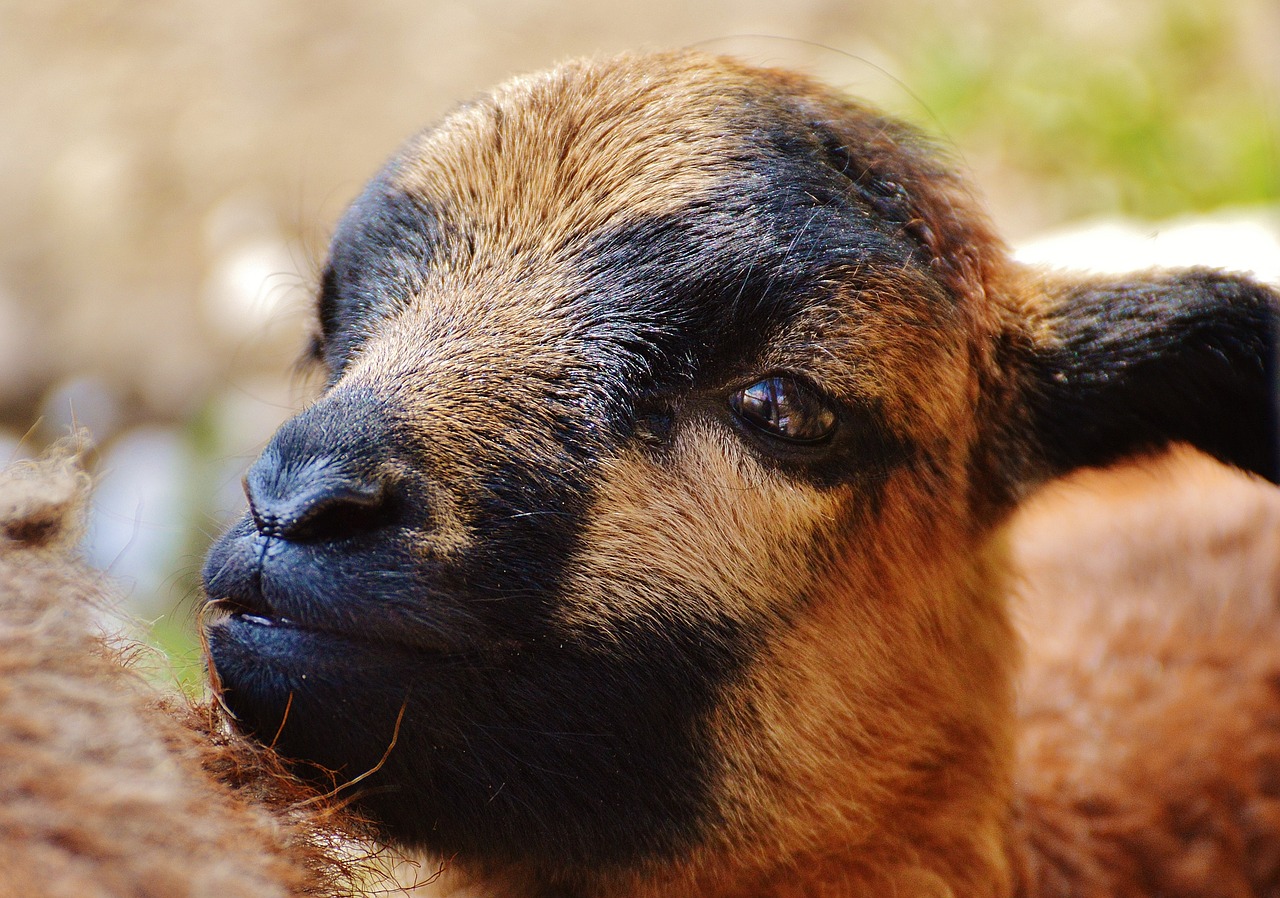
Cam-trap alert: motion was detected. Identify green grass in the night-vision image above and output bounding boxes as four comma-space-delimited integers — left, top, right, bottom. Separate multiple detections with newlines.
901, 0, 1277, 221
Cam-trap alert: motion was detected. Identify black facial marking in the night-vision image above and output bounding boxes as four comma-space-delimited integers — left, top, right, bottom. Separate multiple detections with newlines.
317, 161, 448, 372
571, 131, 925, 485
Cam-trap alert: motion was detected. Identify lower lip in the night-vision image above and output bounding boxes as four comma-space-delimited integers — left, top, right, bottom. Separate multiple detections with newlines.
234, 611, 282, 627
208, 604, 470, 661
208, 611, 325, 662
206, 615, 422, 715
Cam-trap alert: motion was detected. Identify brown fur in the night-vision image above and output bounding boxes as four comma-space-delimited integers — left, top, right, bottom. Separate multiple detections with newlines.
1011, 448, 1280, 897
0, 450, 388, 898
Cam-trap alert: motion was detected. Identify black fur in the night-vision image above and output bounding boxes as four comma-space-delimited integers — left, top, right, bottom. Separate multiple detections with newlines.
1028, 270, 1280, 484
317, 163, 447, 374
578, 207, 917, 487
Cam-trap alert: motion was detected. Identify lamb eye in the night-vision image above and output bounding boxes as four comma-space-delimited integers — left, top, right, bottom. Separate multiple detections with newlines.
729, 376, 836, 443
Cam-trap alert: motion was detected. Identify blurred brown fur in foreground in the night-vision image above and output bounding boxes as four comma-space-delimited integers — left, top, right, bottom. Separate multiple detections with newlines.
0, 448, 384, 898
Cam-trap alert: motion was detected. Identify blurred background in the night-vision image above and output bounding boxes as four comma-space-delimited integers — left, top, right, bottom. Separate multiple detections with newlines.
2, 0, 1277, 678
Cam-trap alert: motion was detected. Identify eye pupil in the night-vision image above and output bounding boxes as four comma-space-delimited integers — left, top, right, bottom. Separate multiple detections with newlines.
730, 376, 836, 443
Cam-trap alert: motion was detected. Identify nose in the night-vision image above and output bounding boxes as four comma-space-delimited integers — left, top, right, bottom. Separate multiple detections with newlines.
244, 391, 397, 543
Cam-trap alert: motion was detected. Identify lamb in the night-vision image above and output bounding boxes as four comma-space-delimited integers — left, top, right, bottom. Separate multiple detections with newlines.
195, 50, 1280, 897
192, 50, 1280, 896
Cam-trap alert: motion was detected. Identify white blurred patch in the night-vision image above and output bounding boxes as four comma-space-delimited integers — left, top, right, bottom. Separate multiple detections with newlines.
1015, 208, 1280, 285
0, 429, 29, 464
85, 427, 194, 619
201, 238, 309, 341
199, 192, 312, 348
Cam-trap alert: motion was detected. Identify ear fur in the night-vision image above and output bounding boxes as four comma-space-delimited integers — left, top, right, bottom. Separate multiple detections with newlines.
1014, 268, 1279, 489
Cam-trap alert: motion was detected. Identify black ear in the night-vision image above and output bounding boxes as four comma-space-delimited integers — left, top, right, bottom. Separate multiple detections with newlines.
1021, 269, 1279, 485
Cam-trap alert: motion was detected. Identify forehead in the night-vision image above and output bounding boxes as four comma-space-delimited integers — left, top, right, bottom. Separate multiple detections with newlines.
319, 53, 949, 393
395, 54, 767, 235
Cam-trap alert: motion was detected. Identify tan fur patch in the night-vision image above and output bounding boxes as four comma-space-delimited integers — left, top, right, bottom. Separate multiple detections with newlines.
558, 422, 854, 637
392, 52, 770, 251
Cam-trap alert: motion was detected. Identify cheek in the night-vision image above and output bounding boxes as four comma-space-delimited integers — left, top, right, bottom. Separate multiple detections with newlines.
556, 425, 854, 636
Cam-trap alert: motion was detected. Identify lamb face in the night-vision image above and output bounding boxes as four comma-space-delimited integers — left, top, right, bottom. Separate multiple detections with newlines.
202, 51, 1279, 897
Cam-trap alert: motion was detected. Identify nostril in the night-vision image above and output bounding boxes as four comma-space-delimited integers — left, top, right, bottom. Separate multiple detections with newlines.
245, 466, 394, 543
292, 482, 389, 541
243, 388, 406, 543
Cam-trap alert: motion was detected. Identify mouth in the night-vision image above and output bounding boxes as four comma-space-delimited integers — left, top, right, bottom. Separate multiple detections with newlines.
204, 595, 293, 629
204, 604, 428, 711
200, 516, 510, 660
203, 587, 492, 660
234, 610, 282, 628
202, 594, 378, 670
203, 592, 303, 638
